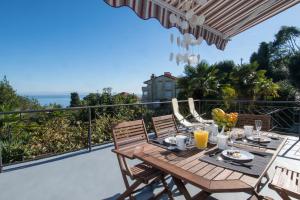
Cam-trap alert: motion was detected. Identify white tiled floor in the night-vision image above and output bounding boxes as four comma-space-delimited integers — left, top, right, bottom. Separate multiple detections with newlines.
0, 137, 299, 200
279, 136, 300, 159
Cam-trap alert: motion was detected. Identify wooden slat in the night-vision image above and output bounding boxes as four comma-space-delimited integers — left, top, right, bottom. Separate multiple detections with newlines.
204, 167, 224, 180
118, 134, 145, 143
297, 173, 300, 193
227, 171, 243, 180
196, 164, 216, 176
118, 137, 147, 148
175, 152, 203, 167
152, 115, 178, 138
182, 158, 202, 170
112, 119, 149, 150
240, 175, 257, 187
188, 162, 208, 174
113, 119, 143, 129
213, 169, 233, 180
271, 167, 283, 185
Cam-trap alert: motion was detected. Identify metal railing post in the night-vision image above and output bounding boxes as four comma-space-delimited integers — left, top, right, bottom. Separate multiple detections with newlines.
140, 104, 144, 119
298, 105, 300, 140
88, 107, 92, 152
0, 141, 2, 173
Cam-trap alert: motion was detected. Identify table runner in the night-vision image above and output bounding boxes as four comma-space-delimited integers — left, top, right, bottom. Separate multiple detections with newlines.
199, 148, 273, 177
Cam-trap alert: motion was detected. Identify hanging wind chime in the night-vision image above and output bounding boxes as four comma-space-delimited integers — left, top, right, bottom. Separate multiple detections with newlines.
168, 0, 207, 66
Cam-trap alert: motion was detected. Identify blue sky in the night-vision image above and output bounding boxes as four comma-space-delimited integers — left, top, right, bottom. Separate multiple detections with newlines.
0, 0, 300, 95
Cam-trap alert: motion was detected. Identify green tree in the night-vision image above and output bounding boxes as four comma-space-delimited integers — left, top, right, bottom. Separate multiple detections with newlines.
254, 71, 279, 100
250, 26, 300, 82
230, 63, 279, 100
276, 80, 297, 101
82, 93, 101, 106
272, 26, 300, 56
269, 26, 300, 81
250, 42, 272, 75
288, 53, 300, 89
0, 76, 40, 111
221, 85, 237, 109
0, 76, 19, 111
70, 92, 81, 107
213, 60, 236, 84
177, 61, 219, 99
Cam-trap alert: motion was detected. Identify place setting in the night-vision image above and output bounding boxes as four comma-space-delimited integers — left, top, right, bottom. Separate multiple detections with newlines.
150, 130, 194, 152
197, 115, 276, 177
233, 120, 284, 150
200, 131, 274, 177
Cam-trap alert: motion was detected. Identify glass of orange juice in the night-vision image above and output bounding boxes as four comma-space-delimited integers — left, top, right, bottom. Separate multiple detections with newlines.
194, 130, 209, 149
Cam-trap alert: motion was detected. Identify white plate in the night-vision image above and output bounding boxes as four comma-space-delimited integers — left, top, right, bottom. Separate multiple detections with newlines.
164, 136, 176, 144
222, 149, 254, 162
247, 136, 271, 143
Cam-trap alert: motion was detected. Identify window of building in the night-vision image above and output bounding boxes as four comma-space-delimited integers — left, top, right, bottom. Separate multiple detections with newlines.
165, 82, 173, 90
165, 91, 172, 99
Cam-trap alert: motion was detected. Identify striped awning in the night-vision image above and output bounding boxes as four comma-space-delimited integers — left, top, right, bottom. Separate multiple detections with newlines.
105, 0, 300, 50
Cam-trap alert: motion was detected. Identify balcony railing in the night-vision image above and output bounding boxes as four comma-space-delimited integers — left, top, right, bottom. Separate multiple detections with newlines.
0, 99, 299, 172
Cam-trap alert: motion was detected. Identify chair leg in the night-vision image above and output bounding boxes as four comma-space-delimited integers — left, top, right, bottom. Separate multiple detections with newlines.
249, 191, 273, 200
160, 175, 174, 200
273, 188, 291, 200
172, 176, 192, 200
117, 180, 141, 200
120, 172, 137, 200
257, 172, 270, 192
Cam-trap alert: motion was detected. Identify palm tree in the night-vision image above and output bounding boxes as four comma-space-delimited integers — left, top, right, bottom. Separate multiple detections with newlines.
231, 63, 279, 100
177, 61, 219, 99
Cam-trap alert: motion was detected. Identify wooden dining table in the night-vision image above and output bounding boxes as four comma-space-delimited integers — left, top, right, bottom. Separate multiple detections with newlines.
115, 130, 287, 199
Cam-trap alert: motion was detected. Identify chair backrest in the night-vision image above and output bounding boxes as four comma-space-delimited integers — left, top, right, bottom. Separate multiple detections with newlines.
152, 115, 179, 138
112, 119, 149, 150
188, 98, 203, 122
172, 98, 184, 121
236, 114, 271, 131
172, 98, 193, 127
172, 98, 180, 114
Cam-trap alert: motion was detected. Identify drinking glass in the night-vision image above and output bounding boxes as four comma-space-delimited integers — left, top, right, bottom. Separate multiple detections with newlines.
194, 130, 209, 149
167, 129, 176, 150
255, 120, 262, 137
229, 131, 238, 149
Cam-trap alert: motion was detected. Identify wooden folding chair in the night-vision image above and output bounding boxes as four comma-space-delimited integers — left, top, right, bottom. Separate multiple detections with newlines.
236, 114, 271, 131
112, 119, 173, 200
152, 114, 179, 139
269, 166, 300, 200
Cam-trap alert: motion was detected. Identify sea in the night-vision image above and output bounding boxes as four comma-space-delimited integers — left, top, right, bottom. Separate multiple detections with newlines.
23, 94, 87, 108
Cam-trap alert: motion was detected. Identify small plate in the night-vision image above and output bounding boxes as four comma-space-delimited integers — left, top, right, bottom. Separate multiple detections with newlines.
247, 136, 271, 143
222, 149, 254, 162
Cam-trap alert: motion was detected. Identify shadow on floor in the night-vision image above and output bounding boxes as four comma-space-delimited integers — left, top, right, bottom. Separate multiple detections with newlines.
102, 177, 180, 200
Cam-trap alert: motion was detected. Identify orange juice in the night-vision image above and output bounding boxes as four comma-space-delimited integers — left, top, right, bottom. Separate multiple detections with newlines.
194, 130, 209, 149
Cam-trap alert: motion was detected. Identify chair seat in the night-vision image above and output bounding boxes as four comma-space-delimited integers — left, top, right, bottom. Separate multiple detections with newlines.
269, 166, 300, 199
130, 163, 162, 183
